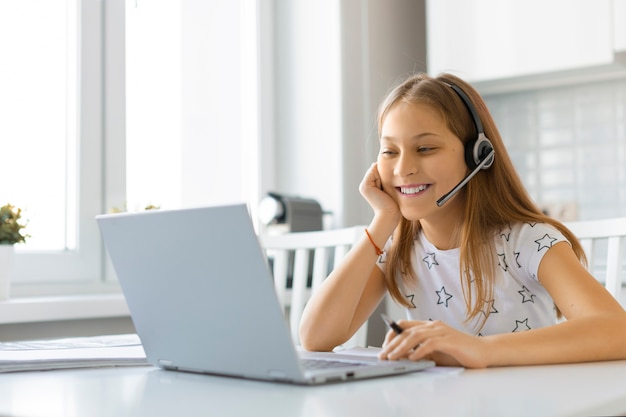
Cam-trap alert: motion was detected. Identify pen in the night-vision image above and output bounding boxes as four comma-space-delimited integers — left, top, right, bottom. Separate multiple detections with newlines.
381, 313, 403, 334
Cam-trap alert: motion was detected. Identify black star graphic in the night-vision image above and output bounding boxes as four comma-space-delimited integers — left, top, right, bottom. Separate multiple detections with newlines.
422, 252, 438, 269
513, 318, 531, 332
480, 299, 498, 316
513, 251, 521, 268
518, 286, 535, 303
436, 286, 453, 307
378, 251, 387, 263
497, 253, 508, 271
500, 224, 512, 241
405, 294, 416, 308
535, 234, 557, 251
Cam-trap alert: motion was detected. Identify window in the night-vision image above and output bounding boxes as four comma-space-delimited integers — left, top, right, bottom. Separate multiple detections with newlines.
124, 0, 261, 213
0, 0, 104, 294
0, 1, 77, 251
1, 0, 262, 295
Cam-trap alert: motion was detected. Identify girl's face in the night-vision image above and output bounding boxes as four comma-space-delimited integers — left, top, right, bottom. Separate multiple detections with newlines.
377, 101, 468, 224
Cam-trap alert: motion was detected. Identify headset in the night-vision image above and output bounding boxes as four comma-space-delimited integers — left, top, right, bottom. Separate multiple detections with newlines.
436, 82, 496, 207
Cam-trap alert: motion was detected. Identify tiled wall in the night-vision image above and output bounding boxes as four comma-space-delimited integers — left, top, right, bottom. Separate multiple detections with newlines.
484, 78, 626, 221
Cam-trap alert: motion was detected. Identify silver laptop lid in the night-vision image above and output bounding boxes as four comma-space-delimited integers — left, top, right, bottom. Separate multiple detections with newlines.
97, 204, 307, 382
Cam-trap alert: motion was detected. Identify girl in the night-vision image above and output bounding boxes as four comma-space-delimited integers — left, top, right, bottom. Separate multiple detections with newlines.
299, 72, 626, 368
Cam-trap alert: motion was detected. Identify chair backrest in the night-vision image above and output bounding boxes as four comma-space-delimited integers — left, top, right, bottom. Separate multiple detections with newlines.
260, 226, 367, 347
563, 217, 626, 304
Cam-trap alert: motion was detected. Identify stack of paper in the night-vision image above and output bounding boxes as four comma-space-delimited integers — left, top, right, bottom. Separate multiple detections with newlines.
0, 333, 148, 372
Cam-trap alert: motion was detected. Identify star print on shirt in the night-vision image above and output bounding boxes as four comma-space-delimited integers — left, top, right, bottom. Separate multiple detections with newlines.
422, 252, 438, 269
518, 285, 536, 303
377, 251, 387, 264
535, 233, 557, 251
499, 251, 521, 272
513, 318, 531, 332
436, 286, 453, 308
480, 299, 499, 316
497, 252, 508, 271
500, 223, 512, 241
405, 294, 416, 308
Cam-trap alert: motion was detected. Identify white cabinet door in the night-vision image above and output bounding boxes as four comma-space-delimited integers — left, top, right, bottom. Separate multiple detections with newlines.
427, 0, 617, 81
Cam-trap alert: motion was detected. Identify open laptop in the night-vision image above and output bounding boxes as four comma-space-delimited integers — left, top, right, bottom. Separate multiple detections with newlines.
96, 203, 433, 384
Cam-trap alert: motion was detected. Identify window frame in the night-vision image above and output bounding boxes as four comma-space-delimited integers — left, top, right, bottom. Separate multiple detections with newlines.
12, 0, 267, 296
11, 0, 123, 296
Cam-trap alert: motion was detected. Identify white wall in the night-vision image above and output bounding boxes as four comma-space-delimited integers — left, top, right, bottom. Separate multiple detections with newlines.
268, 0, 427, 229
180, 0, 247, 208
271, 1, 343, 227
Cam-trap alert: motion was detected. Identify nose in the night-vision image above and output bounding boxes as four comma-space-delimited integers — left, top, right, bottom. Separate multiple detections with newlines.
393, 152, 419, 177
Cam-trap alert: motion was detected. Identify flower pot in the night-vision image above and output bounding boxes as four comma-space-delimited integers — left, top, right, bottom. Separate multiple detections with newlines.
0, 245, 15, 300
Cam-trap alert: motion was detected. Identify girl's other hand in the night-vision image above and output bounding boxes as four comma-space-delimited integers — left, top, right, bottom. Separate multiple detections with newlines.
378, 319, 490, 369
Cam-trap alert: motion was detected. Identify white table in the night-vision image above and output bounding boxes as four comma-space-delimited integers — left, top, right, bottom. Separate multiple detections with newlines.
1, 360, 626, 417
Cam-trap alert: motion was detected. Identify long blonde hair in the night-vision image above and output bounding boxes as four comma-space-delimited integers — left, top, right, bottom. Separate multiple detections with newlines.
379, 73, 586, 325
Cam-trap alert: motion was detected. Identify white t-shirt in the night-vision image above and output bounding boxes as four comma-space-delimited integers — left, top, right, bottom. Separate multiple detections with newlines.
377, 222, 568, 336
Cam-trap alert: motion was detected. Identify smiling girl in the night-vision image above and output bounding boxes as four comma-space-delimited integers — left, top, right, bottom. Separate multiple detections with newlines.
299, 72, 626, 368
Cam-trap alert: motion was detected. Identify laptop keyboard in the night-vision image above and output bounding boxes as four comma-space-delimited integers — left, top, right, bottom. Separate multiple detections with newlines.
301, 358, 367, 370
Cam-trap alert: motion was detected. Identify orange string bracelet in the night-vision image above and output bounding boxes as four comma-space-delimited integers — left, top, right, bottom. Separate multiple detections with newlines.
364, 228, 384, 256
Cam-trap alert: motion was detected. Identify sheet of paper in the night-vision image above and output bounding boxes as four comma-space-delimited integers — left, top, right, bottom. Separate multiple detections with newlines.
333, 346, 382, 358
0, 334, 148, 373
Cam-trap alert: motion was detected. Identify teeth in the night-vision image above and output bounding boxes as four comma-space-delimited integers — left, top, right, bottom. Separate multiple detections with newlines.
400, 185, 427, 195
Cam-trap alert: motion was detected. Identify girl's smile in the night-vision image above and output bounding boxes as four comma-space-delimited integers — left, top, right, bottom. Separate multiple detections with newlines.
396, 183, 430, 197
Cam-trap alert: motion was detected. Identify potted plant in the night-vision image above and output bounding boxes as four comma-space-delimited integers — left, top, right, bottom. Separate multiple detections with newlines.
0, 204, 28, 245
0, 204, 28, 299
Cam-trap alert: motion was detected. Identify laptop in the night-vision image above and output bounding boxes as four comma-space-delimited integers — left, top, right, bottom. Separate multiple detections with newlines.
96, 203, 433, 384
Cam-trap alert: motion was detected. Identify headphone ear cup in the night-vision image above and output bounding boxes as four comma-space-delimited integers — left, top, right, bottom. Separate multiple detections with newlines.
465, 134, 494, 170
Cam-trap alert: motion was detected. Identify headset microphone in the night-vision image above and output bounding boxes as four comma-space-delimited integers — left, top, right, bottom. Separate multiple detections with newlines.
436, 82, 495, 207
436, 146, 495, 207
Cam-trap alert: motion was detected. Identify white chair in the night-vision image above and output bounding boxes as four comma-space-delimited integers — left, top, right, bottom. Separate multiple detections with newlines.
260, 226, 368, 348
564, 217, 626, 303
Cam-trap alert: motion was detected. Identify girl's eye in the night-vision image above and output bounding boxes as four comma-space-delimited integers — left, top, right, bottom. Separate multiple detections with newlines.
380, 149, 397, 156
418, 146, 434, 153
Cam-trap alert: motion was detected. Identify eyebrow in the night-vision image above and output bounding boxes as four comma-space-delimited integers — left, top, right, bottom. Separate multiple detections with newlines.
380, 132, 439, 141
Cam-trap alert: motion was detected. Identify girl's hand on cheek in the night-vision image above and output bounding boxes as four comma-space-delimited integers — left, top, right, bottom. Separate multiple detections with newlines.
359, 163, 400, 219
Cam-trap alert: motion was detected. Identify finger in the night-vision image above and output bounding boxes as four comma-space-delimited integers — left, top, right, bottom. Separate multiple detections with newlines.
384, 321, 435, 359
359, 166, 373, 193
361, 163, 380, 187
370, 163, 383, 190
407, 338, 434, 361
387, 337, 422, 360
381, 333, 421, 360
378, 329, 400, 359
408, 339, 462, 366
